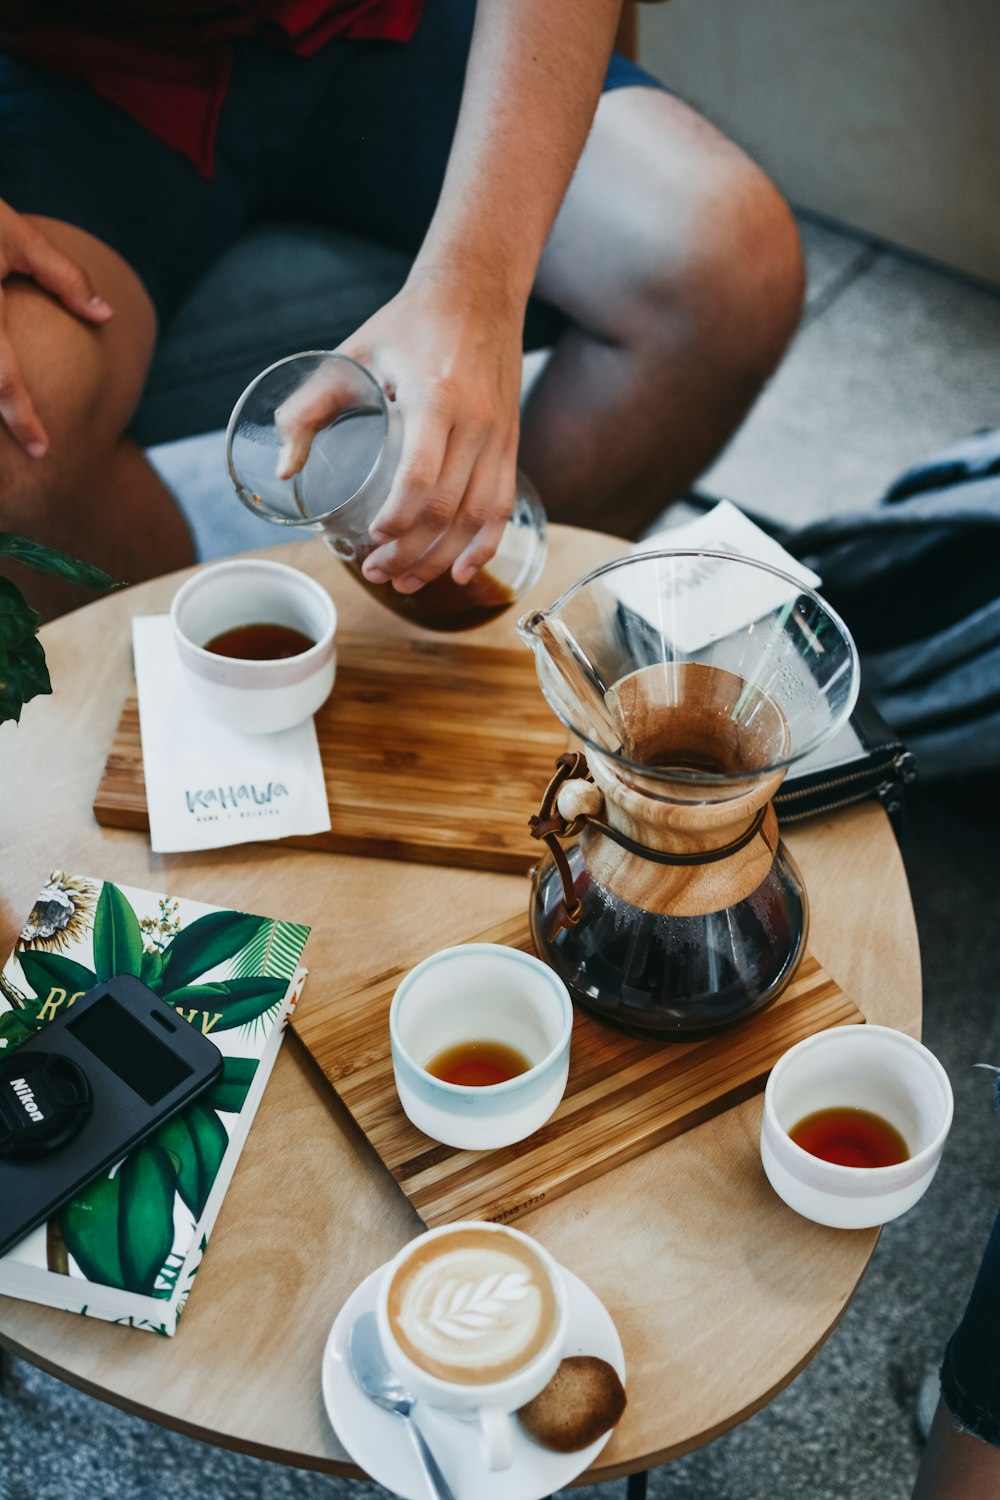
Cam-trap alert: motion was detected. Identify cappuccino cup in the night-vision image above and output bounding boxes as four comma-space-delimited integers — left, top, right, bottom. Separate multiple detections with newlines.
376, 1221, 568, 1471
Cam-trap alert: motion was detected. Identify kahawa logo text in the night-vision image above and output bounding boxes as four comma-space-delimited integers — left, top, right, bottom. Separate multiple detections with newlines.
8, 1077, 44, 1122
185, 782, 290, 815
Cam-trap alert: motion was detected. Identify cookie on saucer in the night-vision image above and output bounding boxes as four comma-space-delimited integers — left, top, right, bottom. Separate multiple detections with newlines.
517, 1355, 626, 1452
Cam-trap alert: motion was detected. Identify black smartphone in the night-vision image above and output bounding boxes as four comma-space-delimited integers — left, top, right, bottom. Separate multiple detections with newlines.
0, 973, 223, 1257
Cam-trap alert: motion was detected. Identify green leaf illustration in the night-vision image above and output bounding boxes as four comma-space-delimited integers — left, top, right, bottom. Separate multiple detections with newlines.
0, 1010, 33, 1050
202, 1056, 259, 1115
228, 919, 310, 982
60, 1144, 178, 1295
92, 882, 143, 981
16, 951, 97, 1012
152, 1101, 228, 1219
160, 911, 267, 992
162, 976, 288, 1031
140, 948, 167, 992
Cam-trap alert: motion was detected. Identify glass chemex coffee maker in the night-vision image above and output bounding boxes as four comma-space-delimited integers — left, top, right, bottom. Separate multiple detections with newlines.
519, 550, 860, 1040
226, 352, 546, 633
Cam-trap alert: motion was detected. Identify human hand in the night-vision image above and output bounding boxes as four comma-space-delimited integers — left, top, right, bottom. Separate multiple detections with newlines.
0, 201, 113, 456
274, 268, 524, 592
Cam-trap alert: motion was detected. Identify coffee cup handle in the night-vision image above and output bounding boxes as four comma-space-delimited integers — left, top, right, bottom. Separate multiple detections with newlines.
478, 1407, 515, 1471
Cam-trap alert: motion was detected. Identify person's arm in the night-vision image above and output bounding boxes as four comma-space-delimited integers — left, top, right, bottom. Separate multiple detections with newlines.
281, 0, 622, 592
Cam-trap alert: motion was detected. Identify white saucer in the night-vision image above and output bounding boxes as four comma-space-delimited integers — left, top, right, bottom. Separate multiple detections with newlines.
321, 1260, 626, 1500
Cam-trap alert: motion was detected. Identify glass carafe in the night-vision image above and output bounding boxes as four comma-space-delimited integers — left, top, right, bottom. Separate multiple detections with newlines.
518, 550, 860, 1040
226, 352, 546, 632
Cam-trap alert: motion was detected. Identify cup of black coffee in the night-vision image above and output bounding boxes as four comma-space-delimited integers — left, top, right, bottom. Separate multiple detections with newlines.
171, 558, 337, 734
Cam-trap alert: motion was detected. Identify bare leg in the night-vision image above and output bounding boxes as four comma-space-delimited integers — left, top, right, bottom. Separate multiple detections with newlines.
522, 88, 805, 536
0, 218, 194, 621
912, 1399, 1000, 1499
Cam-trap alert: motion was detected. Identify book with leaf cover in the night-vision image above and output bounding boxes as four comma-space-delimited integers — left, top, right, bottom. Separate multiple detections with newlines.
0, 872, 310, 1335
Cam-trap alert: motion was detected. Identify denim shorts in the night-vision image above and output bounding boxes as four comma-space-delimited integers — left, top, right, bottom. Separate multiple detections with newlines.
0, 0, 663, 326
940, 1203, 1000, 1446
938, 1069, 1000, 1447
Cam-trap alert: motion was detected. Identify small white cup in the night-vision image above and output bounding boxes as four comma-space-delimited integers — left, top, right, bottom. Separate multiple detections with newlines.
170, 558, 336, 734
389, 944, 572, 1150
760, 1024, 954, 1230
376, 1221, 568, 1471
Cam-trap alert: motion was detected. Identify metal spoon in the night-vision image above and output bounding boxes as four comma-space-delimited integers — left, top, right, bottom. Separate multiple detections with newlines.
349, 1310, 457, 1500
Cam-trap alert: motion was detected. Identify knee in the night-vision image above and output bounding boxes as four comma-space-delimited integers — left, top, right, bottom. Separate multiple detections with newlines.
636, 151, 806, 381
0, 320, 122, 539
0, 433, 68, 541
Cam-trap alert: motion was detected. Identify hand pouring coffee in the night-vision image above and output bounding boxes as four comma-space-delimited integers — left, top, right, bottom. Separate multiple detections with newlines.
226, 352, 546, 632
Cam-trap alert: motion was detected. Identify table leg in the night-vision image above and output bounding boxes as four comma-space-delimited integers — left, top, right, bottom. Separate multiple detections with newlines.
626, 1470, 650, 1500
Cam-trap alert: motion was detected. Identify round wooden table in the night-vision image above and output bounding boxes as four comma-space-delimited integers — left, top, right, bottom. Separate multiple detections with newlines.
0, 526, 920, 1484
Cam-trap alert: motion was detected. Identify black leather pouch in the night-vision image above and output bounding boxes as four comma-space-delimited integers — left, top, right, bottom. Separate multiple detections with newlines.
775, 693, 916, 827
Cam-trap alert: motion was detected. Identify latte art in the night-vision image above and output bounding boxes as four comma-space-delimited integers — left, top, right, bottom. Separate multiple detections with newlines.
387, 1227, 559, 1385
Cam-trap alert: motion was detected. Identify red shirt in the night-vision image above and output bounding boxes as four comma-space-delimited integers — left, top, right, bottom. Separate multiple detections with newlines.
0, 2, 426, 176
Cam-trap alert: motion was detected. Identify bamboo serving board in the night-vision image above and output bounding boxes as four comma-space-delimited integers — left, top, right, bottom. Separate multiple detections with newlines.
92, 636, 567, 873
292, 913, 865, 1227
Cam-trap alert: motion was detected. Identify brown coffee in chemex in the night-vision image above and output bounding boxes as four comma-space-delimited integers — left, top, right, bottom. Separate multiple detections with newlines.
386, 1226, 558, 1385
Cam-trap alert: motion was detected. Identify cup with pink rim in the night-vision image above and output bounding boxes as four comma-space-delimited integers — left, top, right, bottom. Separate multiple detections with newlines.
170, 557, 337, 734
760, 1024, 954, 1230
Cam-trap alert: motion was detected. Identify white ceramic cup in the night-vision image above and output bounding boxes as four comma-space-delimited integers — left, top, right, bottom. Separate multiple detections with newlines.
170, 558, 336, 734
760, 1024, 954, 1229
389, 944, 573, 1150
376, 1221, 568, 1471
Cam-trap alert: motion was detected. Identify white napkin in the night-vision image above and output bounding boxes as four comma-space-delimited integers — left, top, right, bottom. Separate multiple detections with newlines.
132, 615, 332, 853
626, 500, 822, 652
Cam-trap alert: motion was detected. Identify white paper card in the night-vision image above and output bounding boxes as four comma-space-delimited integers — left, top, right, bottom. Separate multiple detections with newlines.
625, 501, 822, 652
132, 615, 331, 853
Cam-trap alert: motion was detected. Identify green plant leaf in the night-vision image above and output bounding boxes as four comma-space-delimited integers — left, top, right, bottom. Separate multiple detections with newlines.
92, 882, 143, 981
0, 633, 51, 725
202, 1056, 259, 1114
228, 919, 310, 981
16, 952, 97, 1013
162, 976, 288, 1031
60, 1143, 178, 1295
160, 911, 267, 992
0, 575, 39, 651
0, 532, 123, 592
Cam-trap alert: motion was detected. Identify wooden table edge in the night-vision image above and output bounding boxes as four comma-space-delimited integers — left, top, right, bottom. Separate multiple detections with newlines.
1, 1229, 876, 1484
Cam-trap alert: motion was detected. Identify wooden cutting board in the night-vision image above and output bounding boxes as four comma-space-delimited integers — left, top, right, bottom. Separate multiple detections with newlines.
291, 913, 865, 1227
92, 635, 567, 873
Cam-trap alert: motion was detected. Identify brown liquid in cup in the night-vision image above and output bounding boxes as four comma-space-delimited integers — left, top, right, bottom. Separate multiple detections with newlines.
205, 623, 316, 660
348, 550, 514, 632
425, 1040, 532, 1087
789, 1106, 909, 1168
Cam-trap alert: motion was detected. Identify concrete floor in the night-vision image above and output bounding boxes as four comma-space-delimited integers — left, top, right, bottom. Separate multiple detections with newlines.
3, 216, 1000, 1500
